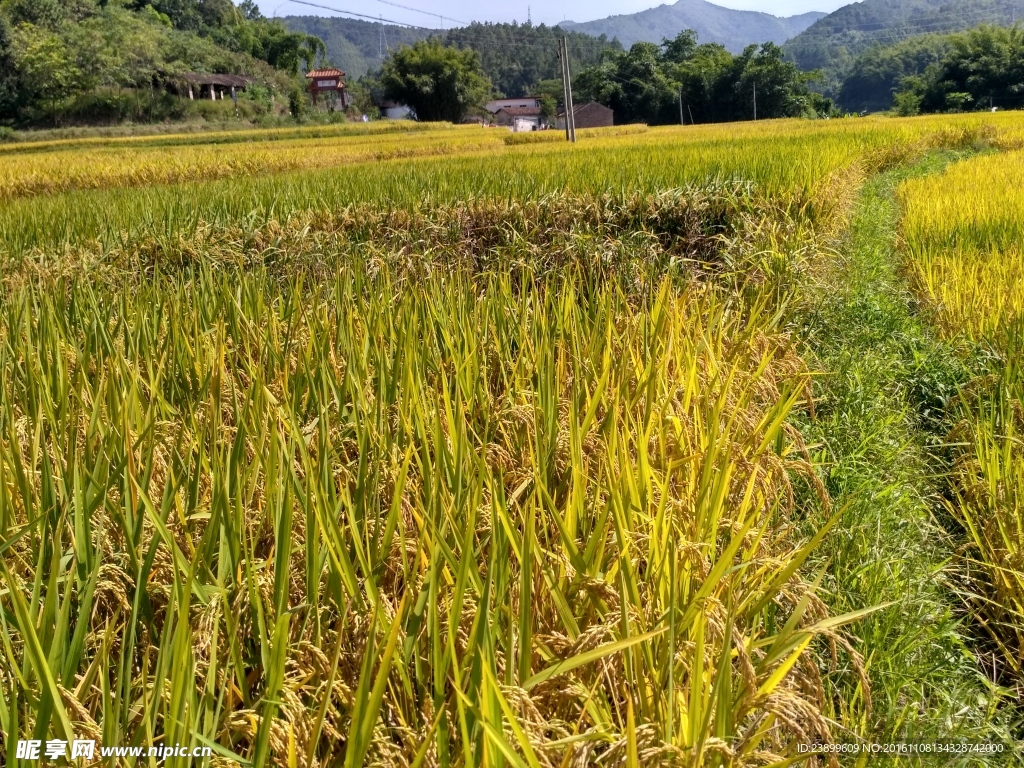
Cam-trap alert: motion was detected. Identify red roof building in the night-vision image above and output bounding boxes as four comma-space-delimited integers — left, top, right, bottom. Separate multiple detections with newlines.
306, 68, 348, 108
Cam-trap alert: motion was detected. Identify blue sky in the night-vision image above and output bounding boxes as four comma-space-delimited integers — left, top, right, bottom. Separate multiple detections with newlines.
268, 0, 851, 28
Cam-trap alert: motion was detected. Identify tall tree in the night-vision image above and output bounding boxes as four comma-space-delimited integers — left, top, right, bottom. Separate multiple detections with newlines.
891, 25, 1024, 114
574, 30, 827, 125
379, 39, 491, 122
0, 17, 22, 120
731, 43, 821, 121
11, 22, 81, 123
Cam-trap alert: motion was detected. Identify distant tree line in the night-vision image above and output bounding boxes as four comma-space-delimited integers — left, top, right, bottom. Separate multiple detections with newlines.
281, 16, 622, 96
369, 30, 832, 126
444, 23, 619, 100
573, 31, 832, 124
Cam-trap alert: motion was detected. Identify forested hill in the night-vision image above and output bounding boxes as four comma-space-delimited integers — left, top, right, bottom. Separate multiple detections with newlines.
444, 24, 620, 99
0, 0, 328, 125
560, 0, 825, 52
281, 17, 433, 82
784, 0, 1024, 79
834, 24, 1024, 114
282, 18, 621, 96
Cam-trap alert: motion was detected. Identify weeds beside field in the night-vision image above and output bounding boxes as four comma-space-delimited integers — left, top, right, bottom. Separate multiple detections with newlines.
794, 155, 1018, 762
1, 115, 1022, 766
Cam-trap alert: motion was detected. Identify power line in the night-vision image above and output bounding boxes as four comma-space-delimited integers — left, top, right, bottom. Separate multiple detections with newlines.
371, 0, 468, 27
284, 0, 616, 53
287, 0, 430, 28
287, 0, 1021, 50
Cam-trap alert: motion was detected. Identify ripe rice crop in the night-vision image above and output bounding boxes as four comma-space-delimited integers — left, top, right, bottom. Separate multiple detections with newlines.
1, 113, 1015, 263
3, 112, 1024, 766
0, 126, 499, 203
899, 150, 1024, 685
0, 258, 875, 765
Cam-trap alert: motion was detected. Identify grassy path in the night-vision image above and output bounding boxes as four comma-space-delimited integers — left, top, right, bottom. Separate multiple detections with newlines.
793, 154, 1019, 763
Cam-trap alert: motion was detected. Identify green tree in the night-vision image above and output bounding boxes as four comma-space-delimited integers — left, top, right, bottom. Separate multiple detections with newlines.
891, 75, 925, 115
539, 94, 556, 123
12, 22, 81, 123
574, 31, 824, 126
5, 0, 68, 29
0, 16, 22, 120
380, 39, 492, 122
288, 83, 307, 119
661, 29, 698, 64
730, 43, 821, 121
838, 34, 950, 112
346, 80, 378, 117
889, 25, 1024, 114
575, 41, 678, 124
666, 36, 732, 123
444, 22, 618, 99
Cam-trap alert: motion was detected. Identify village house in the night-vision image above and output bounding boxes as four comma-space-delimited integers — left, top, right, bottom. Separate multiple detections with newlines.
558, 101, 614, 130
306, 68, 349, 109
494, 106, 544, 132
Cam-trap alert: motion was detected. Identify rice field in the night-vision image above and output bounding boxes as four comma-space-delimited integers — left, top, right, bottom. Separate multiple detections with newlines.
1, 114, 1023, 766
900, 152, 1024, 686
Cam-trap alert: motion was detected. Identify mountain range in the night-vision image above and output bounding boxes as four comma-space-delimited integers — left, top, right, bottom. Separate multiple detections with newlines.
562, 0, 826, 52
784, 0, 1024, 74
286, 0, 1024, 93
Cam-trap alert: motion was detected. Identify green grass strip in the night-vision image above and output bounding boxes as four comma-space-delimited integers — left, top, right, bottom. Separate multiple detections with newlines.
792, 152, 1021, 764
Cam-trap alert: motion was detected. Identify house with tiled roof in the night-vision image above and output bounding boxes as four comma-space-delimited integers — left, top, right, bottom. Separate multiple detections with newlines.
494, 106, 544, 131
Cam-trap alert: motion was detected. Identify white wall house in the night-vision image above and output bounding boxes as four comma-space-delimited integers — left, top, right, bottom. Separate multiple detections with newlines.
485, 97, 541, 114
494, 107, 544, 131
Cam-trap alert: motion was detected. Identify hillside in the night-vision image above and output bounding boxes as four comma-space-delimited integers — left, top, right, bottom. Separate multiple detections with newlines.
1, 0, 322, 127
834, 32, 952, 112
561, 0, 825, 52
785, 0, 1023, 80
282, 19, 620, 96
281, 16, 434, 81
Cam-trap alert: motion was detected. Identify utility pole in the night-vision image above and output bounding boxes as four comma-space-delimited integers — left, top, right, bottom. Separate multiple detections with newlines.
679, 87, 684, 125
753, 81, 757, 121
559, 36, 577, 143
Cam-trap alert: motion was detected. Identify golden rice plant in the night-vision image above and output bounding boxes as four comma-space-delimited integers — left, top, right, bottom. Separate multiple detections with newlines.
947, 361, 1024, 682
0, 119, 920, 261
0, 245, 878, 766
6, 110, 1024, 767
0, 127, 500, 203
899, 150, 1024, 688
899, 149, 1024, 340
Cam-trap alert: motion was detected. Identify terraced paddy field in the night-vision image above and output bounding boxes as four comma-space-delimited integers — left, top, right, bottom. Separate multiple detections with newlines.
1, 115, 1022, 767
